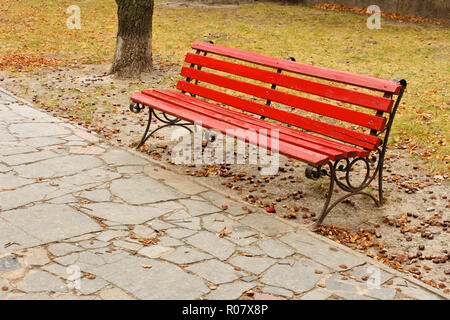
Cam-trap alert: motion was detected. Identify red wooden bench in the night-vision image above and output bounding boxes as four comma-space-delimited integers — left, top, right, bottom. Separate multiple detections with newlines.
129, 40, 407, 228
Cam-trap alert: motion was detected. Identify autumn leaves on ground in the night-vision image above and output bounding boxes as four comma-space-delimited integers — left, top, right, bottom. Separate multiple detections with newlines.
0, 0, 448, 294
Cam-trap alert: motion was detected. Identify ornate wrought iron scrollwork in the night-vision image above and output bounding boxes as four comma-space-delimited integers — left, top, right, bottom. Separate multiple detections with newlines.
129, 102, 145, 114
305, 165, 329, 180
307, 148, 383, 229
135, 108, 194, 149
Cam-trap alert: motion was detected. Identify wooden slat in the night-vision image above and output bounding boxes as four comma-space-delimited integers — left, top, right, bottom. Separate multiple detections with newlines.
143, 89, 349, 160
176, 81, 381, 149
191, 41, 402, 94
180, 67, 387, 131
149, 89, 370, 158
131, 92, 330, 166
185, 53, 394, 112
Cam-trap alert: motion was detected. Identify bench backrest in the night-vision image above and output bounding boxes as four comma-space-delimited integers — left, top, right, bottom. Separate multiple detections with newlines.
177, 41, 405, 151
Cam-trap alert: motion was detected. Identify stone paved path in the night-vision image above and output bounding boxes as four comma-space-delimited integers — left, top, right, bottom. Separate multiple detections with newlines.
0, 88, 446, 300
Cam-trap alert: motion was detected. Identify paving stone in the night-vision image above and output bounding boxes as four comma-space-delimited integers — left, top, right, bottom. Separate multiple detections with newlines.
22, 247, 50, 266
53, 293, 100, 300
78, 277, 108, 295
101, 250, 129, 264
206, 281, 255, 300
17, 270, 67, 293
23, 137, 65, 148
300, 288, 332, 300
99, 287, 135, 300
144, 165, 208, 195
10, 122, 70, 138
200, 191, 246, 217
365, 287, 397, 300
280, 232, 365, 270
0, 172, 33, 189
335, 292, 375, 300
168, 212, 201, 230
253, 293, 287, 300
161, 247, 212, 264
227, 236, 258, 247
165, 228, 197, 239
186, 231, 235, 261
241, 276, 258, 282
261, 258, 328, 294
113, 240, 143, 251
77, 251, 106, 269
46, 194, 78, 204
0, 144, 36, 156
66, 233, 97, 243
240, 213, 294, 236
56, 167, 121, 187
225, 225, 259, 246
257, 239, 295, 259
14, 155, 103, 179
116, 165, 144, 174
202, 213, 240, 233
82, 202, 178, 225
68, 146, 105, 155
156, 236, 184, 247
261, 286, 293, 297
132, 225, 157, 238
0, 219, 41, 252
7, 293, 53, 300
42, 263, 72, 280
350, 265, 393, 285
79, 240, 109, 249
186, 260, 240, 284
2, 150, 59, 166
0, 254, 22, 273
110, 176, 185, 204
147, 219, 174, 231
324, 276, 360, 292
229, 256, 276, 275
0, 182, 57, 211
393, 280, 442, 300
236, 246, 265, 256
72, 129, 100, 143
53, 253, 79, 266
47, 243, 83, 257
2, 204, 102, 243
0, 163, 11, 173
11, 104, 59, 122
0, 279, 11, 298
96, 230, 128, 242
138, 245, 175, 259
179, 199, 221, 217
100, 149, 148, 166
80, 189, 111, 202
91, 256, 209, 299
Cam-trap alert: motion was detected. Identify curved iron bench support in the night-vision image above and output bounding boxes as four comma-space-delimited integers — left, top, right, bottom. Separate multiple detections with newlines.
130, 103, 194, 149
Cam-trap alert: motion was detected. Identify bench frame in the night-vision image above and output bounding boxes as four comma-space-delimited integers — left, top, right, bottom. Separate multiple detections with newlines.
129, 41, 407, 228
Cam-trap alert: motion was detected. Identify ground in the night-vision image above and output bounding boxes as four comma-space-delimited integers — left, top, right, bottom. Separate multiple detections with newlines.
0, 0, 449, 298
0, 89, 446, 300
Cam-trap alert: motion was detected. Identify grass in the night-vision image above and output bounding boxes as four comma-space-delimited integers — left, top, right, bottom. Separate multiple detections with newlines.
0, 0, 449, 172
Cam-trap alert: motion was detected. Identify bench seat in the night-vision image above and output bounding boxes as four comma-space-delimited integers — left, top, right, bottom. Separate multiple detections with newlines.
128, 41, 407, 228
133, 88, 372, 166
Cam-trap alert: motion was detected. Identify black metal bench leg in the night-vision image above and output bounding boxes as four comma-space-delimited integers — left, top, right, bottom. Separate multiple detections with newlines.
136, 107, 154, 149
309, 155, 383, 229
313, 162, 335, 229
130, 102, 195, 151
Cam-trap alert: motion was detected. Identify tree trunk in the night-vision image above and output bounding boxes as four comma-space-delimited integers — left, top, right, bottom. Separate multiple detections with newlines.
110, 0, 154, 78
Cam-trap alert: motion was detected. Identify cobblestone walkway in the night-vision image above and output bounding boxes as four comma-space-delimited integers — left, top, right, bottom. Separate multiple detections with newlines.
0, 89, 445, 300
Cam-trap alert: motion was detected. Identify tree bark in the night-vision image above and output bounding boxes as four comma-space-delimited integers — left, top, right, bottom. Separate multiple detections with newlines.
110, 0, 154, 78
